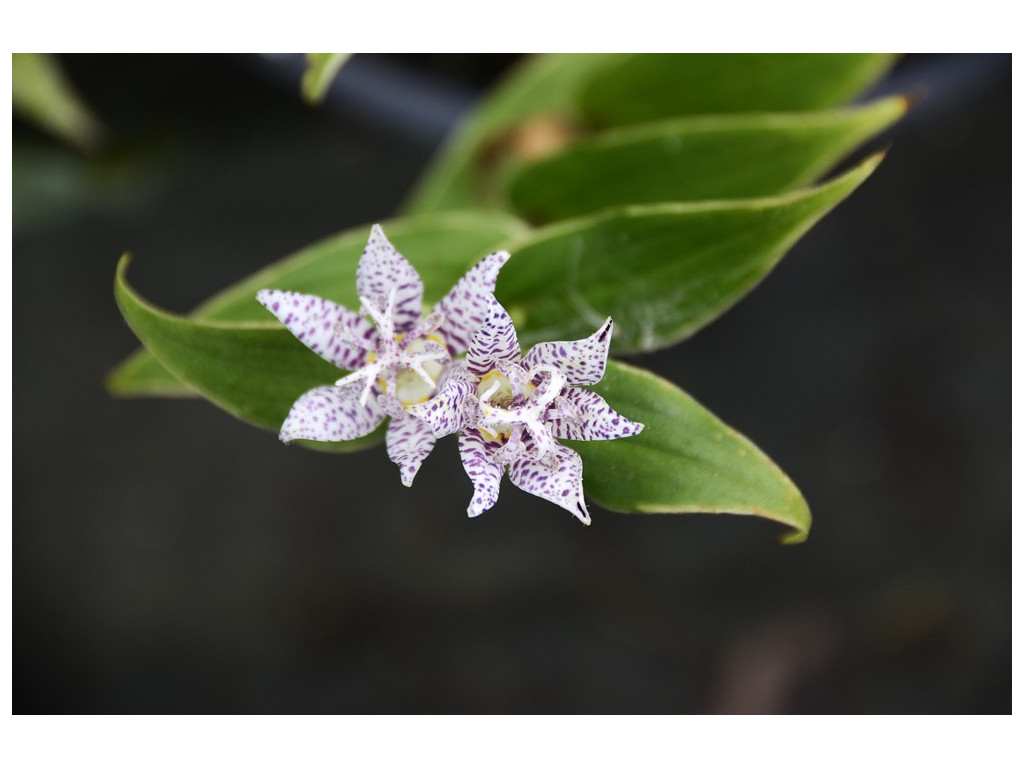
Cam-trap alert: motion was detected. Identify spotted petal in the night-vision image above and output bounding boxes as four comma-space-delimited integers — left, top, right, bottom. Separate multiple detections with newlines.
508, 443, 590, 525
356, 224, 423, 331
279, 383, 385, 443
523, 317, 613, 386
458, 430, 505, 518
257, 290, 374, 371
466, 296, 522, 377
550, 387, 644, 442
434, 250, 511, 356
386, 413, 437, 487
407, 376, 475, 439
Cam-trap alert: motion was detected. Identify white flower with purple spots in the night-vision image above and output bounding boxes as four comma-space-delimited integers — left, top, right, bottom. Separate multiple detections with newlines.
408, 296, 644, 525
258, 224, 510, 486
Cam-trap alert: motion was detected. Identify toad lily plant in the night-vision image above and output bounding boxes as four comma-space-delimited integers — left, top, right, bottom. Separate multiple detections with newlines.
257, 225, 509, 487
108, 55, 902, 543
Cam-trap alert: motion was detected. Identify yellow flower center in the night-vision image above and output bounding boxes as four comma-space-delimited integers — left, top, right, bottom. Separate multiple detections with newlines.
375, 333, 447, 406
476, 370, 536, 440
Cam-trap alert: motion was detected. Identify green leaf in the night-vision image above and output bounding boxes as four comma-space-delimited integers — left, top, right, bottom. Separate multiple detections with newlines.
107, 210, 528, 397
403, 54, 615, 214
504, 97, 906, 222
579, 53, 898, 126
301, 53, 352, 104
497, 153, 883, 352
114, 254, 385, 451
573, 361, 810, 544
12, 53, 104, 151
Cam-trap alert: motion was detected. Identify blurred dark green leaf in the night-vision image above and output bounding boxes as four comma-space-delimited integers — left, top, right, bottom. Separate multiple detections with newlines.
504, 97, 905, 222
107, 211, 528, 397
579, 53, 898, 126
498, 153, 883, 351
301, 53, 352, 104
574, 361, 810, 543
12, 53, 104, 151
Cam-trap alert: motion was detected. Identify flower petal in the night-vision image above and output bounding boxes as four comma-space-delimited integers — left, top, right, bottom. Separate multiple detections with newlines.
257, 290, 374, 371
386, 413, 437, 487
508, 443, 590, 525
279, 383, 384, 443
406, 376, 475, 439
433, 250, 511, 356
549, 387, 645, 442
458, 430, 505, 517
355, 224, 423, 331
523, 317, 613, 386
466, 296, 522, 377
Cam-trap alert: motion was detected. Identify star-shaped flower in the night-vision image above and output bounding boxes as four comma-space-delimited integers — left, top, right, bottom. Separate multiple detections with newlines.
408, 296, 644, 524
257, 225, 510, 486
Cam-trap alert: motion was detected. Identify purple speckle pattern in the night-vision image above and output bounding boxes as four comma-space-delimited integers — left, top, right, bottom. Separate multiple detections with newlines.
550, 387, 644, 442
407, 377, 474, 439
508, 443, 590, 525
523, 317, 613, 386
355, 224, 423, 332
279, 383, 385, 443
386, 413, 437, 487
466, 296, 522, 377
434, 250, 511, 356
257, 290, 374, 371
458, 430, 505, 517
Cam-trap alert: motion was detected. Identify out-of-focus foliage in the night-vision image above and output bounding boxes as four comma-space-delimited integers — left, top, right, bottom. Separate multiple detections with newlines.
301, 53, 352, 104
12, 53, 104, 151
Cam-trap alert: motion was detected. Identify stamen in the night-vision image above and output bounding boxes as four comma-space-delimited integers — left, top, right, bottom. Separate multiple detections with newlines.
480, 380, 501, 403
335, 365, 380, 406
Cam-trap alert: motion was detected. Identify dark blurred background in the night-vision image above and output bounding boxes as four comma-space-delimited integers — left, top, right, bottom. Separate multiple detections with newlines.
13, 54, 1010, 713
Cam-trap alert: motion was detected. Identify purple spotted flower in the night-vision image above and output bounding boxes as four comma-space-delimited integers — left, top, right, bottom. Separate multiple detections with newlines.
408, 296, 643, 525
257, 224, 510, 486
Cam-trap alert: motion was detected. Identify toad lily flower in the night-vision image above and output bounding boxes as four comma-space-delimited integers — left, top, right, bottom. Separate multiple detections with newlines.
408, 296, 644, 525
257, 225, 510, 486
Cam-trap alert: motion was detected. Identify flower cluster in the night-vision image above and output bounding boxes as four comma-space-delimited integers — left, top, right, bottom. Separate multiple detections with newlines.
259, 225, 643, 524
